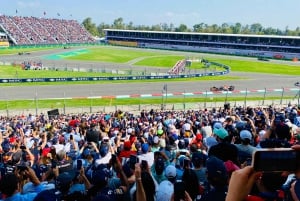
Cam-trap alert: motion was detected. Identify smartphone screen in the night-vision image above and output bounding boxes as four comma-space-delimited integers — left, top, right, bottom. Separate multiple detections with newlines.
111, 154, 117, 164
183, 158, 190, 169
141, 160, 148, 170
129, 155, 139, 169
174, 181, 185, 201
51, 160, 57, 169
252, 148, 299, 172
77, 159, 82, 170
70, 134, 73, 140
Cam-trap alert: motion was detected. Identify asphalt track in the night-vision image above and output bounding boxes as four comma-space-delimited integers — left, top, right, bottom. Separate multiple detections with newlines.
0, 47, 299, 101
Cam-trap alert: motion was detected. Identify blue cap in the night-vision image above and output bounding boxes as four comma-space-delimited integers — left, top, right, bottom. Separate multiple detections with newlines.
141, 143, 149, 153
213, 128, 228, 139
206, 156, 227, 179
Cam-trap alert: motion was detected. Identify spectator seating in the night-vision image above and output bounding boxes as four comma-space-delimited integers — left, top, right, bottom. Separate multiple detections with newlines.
0, 15, 95, 45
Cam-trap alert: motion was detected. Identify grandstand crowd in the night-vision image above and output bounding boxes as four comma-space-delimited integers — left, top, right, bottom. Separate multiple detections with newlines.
0, 103, 299, 201
0, 15, 95, 45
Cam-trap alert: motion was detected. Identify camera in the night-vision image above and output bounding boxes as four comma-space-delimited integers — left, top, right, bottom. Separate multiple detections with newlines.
252, 148, 300, 172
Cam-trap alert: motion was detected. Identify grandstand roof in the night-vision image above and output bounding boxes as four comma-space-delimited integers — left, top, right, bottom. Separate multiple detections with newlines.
104, 29, 300, 39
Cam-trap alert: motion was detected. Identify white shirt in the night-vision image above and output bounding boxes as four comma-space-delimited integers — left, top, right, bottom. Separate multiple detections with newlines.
95, 152, 112, 167
138, 152, 154, 167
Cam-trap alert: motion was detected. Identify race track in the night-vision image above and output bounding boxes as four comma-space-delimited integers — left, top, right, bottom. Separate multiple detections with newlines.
0, 47, 299, 100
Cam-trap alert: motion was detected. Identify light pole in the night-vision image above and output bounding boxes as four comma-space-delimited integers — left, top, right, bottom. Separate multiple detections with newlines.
162, 84, 167, 110
295, 82, 300, 105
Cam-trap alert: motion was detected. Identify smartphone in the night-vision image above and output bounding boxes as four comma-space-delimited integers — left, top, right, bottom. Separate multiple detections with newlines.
20, 145, 26, 150
17, 165, 28, 171
129, 155, 139, 169
141, 160, 148, 171
51, 160, 57, 169
111, 154, 117, 164
174, 181, 185, 201
252, 148, 300, 172
77, 159, 82, 170
70, 134, 73, 140
183, 158, 190, 169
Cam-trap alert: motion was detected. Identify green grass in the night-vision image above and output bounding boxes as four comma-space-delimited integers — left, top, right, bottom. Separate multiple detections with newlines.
208, 58, 300, 75
0, 65, 115, 78
0, 46, 60, 55
68, 46, 161, 63
0, 95, 294, 111
65, 47, 300, 75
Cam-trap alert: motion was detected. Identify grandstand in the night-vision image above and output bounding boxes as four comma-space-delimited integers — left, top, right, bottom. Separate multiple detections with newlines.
0, 15, 95, 45
104, 29, 300, 60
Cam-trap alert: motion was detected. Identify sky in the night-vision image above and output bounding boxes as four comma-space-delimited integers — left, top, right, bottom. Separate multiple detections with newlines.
1, 0, 300, 30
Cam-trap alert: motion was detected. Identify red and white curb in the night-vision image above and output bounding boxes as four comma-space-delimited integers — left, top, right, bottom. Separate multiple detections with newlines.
43, 88, 299, 100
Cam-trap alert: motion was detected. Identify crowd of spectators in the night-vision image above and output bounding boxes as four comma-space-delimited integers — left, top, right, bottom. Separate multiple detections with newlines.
0, 15, 95, 45
168, 60, 186, 75
0, 103, 299, 201
20, 61, 43, 70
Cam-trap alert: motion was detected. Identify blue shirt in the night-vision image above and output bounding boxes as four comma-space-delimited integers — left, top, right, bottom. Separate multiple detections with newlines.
1, 192, 38, 201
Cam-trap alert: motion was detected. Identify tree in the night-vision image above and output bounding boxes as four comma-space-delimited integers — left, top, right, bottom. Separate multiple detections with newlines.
175, 24, 189, 32
97, 22, 110, 37
250, 23, 263, 34
82, 17, 99, 36
193, 23, 205, 32
221, 23, 231, 33
231, 23, 242, 34
113, 17, 125, 29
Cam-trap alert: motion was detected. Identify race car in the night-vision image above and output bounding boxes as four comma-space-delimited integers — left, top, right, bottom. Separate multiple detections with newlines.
210, 85, 235, 92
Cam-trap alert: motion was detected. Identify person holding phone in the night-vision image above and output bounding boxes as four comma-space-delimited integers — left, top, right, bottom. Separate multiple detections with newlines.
0, 166, 44, 201
226, 145, 300, 201
226, 166, 262, 201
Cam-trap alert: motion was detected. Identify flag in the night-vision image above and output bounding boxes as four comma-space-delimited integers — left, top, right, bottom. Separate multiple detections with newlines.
57, 13, 60, 16
16, 9, 18, 14
43, 11, 46, 15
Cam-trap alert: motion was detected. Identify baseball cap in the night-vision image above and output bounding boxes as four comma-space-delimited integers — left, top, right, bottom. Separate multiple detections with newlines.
56, 171, 74, 187
165, 165, 176, 179
206, 156, 227, 179
157, 129, 164, 136
141, 143, 149, 153
240, 130, 252, 140
235, 121, 246, 130
213, 122, 223, 129
156, 180, 174, 201
127, 128, 133, 134
213, 128, 228, 139
205, 136, 218, 149
196, 133, 203, 140
192, 151, 206, 165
